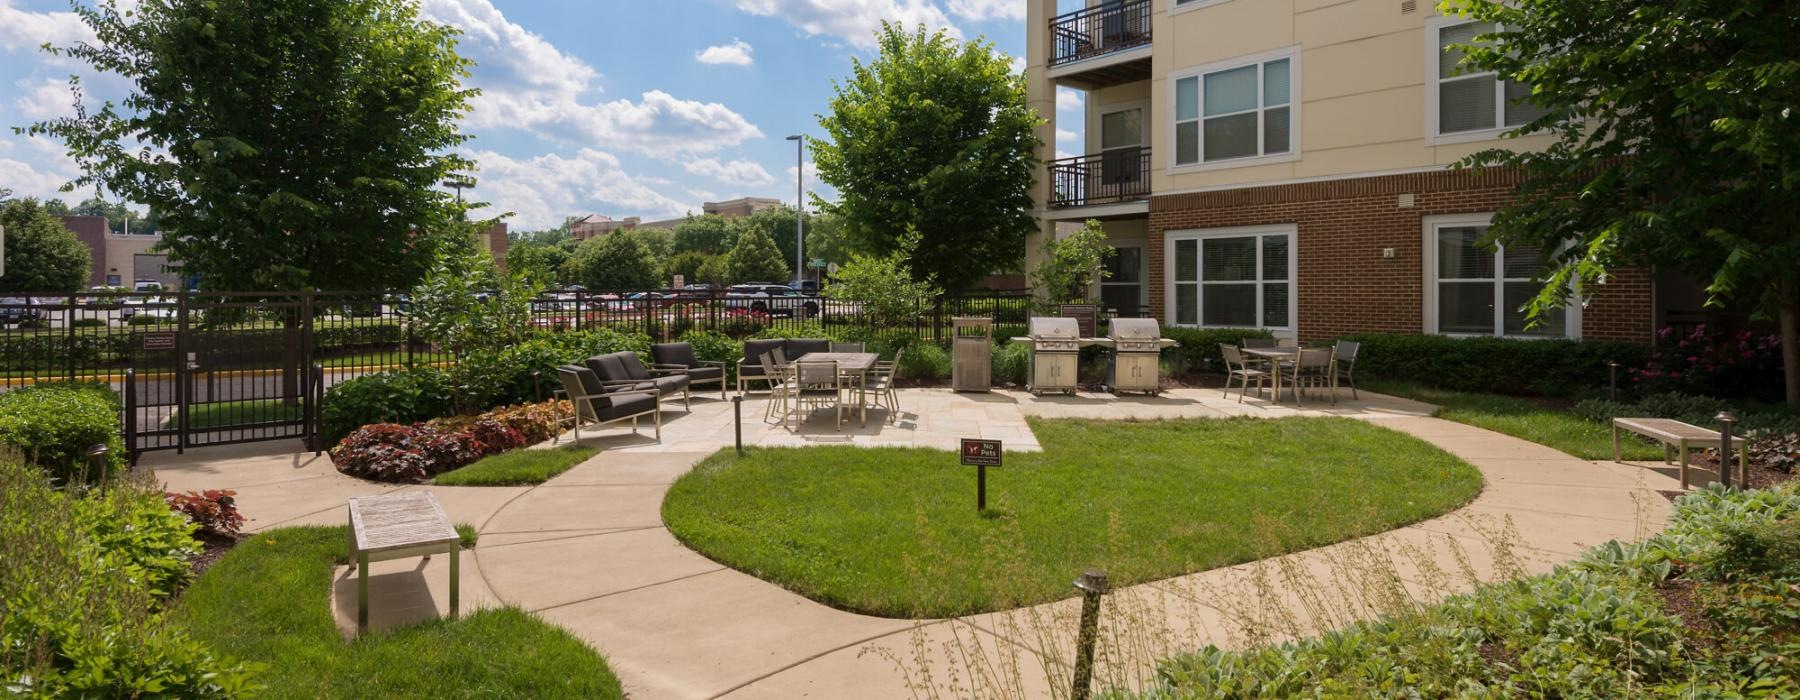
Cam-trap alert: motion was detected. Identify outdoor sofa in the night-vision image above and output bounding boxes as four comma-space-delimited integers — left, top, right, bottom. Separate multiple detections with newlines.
736, 337, 830, 393
554, 365, 660, 443
650, 342, 728, 400
584, 351, 694, 409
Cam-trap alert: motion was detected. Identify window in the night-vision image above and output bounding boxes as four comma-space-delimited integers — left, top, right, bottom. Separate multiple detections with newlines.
1432, 20, 1551, 136
1100, 244, 1144, 316
1173, 50, 1293, 167
1169, 227, 1294, 329
1099, 107, 1144, 185
1425, 216, 1573, 338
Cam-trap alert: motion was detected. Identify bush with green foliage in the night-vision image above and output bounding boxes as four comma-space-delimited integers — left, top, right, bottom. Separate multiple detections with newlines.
319, 366, 453, 445
1571, 392, 1800, 437
0, 381, 126, 483
1030, 219, 1113, 306
565, 232, 659, 290
1343, 332, 1648, 397
1159, 327, 1278, 375
1, 459, 258, 696
990, 341, 1029, 386
0, 198, 91, 293
411, 244, 542, 357
897, 342, 951, 381
680, 330, 743, 381
1129, 483, 1800, 698
824, 228, 939, 326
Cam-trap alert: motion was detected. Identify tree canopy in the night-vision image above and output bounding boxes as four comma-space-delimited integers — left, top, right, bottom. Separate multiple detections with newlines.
824, 228, 940, 327
1443, 0, 1800, 405
672, 214, 737, 257
27, 0, 477, 292
725, 229, 789, 285
0, 199, 91, 293
565, 234, 659, 290
813, 23, 1039, 291
1032, 220, 1114, 307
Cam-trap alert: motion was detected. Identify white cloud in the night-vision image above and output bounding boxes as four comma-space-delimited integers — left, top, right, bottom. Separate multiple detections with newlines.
1007, 55, 1026, 75
0, 136, 83, 201
947, 0, 1024, 22
696, 39, 755, 66
0, 0, 94, 52
734, 0, 959, 49
15, 78, 77, 121
683, 158, 775, 187
1057, 88, 1083, 113
422, 0, 763, 157
686, 188, 719, 202
1055, 127, 1077, 144
465, 148, 692, 230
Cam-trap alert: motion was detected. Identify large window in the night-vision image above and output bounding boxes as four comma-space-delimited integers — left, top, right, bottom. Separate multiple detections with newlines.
1426, 216, 1573, 338
1100, 244, 1144, 316
1432, 20, 1551, 136
1173, 49, 1294, 167
1169, 227, 1293, 330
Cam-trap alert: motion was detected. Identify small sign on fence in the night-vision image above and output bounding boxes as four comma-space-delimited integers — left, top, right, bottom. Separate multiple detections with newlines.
140, 332, 176, 351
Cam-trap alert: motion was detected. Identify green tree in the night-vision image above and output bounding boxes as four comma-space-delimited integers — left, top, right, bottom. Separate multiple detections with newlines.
725, 229, 789, 285
0, 199, 91, 292
26, 0, 477, 292
698, 255, 732, 288
565, 234, 658, 290
1443, 0, 1800, 406
825, 228, 940, 327
663, 250, 715, 286
805, 211, 859, 272
411, 243, 542, 357
511, 223, 570, 247
813, 23, 1039, 290
734, 206, 801, 276
41, 199, 71, 216
672, 214, 736, 256
1030, 220, 1115, 306
623, 227, 674, 261
505, 241, 571, 286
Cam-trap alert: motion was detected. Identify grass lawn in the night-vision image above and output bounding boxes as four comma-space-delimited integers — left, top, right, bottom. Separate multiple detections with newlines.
165, 398, 305, 429
434, 446, 599, 486
662, 417, 1483, 618
174, 526, 621, 698
1365, 380, 1662, 461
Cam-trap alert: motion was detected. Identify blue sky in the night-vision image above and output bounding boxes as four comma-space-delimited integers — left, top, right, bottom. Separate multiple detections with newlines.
1, 0, 1085, 231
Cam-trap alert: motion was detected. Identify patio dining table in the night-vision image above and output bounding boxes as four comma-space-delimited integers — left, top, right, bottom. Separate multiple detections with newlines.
797, 352, 879, 426
1240, 346, 1300, 402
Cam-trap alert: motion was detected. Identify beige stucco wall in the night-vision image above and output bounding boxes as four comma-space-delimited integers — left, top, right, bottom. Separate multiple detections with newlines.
1044, 0, 1554, 196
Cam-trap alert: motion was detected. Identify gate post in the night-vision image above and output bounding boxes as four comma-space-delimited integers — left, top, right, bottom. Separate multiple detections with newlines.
311, 362, 325, 456
66, 299, 77, 381
124, 368, 138, 466
175, 291, 189, 453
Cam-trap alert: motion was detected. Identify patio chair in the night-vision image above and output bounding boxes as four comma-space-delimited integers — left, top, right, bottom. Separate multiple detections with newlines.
789, 359, 843, 431
830, 342, 865, 354
1285, 348, 1336, 405
759, 351, 795, 422
585, 352, 692, 409
553, 365, 660, 444
651, 342, 727, 400
1242, 338, 1277, 349
867, 348, 902, 421
737, 339, 787, 394
1239, 337, 1277, 371
1219, 344, 1267, 403
1333, 340, 1361, 399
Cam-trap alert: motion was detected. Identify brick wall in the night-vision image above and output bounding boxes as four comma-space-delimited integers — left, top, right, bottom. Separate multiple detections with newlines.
1145, 168, 1652, 343
59, 215, 109, 287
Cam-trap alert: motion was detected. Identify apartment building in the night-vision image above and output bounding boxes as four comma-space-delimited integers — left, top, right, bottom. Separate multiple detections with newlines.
1025, 0, 1654, 343
570, 197, 784, 241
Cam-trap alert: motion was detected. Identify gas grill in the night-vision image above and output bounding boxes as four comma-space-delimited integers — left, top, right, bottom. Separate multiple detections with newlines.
1099, 318, 1178, 395
1014, 317, 1101, 396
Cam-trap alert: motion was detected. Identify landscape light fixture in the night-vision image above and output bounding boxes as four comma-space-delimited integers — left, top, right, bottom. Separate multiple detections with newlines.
786, 135, 804, 285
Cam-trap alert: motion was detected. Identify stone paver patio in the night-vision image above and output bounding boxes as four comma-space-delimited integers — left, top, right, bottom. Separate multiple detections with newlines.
148, 386, 1693, 698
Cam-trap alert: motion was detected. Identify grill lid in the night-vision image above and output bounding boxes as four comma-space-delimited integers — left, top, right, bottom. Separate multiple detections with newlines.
1108, 317, 1162, 340
1028, 316, 1082, 340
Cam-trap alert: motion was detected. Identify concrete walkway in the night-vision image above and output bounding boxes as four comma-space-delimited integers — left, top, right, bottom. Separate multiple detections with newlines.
149, 386, 1687, 698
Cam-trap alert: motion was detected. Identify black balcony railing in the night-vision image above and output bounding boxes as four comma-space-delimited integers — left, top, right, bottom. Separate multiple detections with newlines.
1049, 0, 1152, 68
1048, 147, 1151, 208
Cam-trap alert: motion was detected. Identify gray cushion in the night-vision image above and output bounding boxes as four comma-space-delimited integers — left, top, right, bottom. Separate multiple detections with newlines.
585, 354, 630, 382
598, 392, 656, 421
651, 343, 700, 368
741, 339, 785, 377
683, 366, 724, 381
617, 352, 653, 381
786, 338, 829, 359
653, 375, 690, 394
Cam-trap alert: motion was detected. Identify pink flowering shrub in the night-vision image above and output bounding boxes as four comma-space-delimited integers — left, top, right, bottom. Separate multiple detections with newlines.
1635, 325, 1783, 400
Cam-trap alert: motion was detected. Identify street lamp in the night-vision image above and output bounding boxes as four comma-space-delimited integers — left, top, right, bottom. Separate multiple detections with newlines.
441, 178, 474, 204
785, 135, 805, 286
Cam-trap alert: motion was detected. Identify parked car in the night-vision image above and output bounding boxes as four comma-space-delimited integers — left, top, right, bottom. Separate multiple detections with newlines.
789, 279, 820, 296
132, 280, 165, 293
724, 283, 819, 318
120, 296, 176, 321
0, 297, 42, 326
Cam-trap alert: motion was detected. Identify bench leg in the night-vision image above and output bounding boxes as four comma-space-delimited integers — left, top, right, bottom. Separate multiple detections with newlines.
357, 550, 370, 631
449, 544, 460, 620
1611, 424, 1620, 463
1678, 440, 1689, 489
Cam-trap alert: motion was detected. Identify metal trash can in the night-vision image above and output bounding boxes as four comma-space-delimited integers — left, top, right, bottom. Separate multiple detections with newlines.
951, 317, 992, 392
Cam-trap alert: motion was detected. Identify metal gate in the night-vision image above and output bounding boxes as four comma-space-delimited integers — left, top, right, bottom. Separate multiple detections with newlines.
123, 293, 322, 459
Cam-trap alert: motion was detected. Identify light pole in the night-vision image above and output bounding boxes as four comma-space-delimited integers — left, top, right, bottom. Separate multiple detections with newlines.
442, 178, 473, 204
785, 135, 804, 285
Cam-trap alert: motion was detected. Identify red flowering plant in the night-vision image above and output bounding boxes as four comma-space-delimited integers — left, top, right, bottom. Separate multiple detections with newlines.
1633, 325, 1784, 400
330, 423, 438, 482
330, 400, 566, 483
165, 489, 244, 536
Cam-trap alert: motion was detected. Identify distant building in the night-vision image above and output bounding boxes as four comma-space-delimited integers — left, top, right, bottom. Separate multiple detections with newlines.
569, 196, 786, 241
58, 216, 509, 288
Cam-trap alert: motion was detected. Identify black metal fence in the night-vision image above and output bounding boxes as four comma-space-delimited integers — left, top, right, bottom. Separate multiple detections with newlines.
0, 288, 1036, 456
1048, 147, 1152, 208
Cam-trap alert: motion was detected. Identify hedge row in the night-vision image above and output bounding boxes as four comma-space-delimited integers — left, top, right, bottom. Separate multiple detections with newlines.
0, 381, 125, 483
0, 322, 409, 371
1344, 333, 1649, 397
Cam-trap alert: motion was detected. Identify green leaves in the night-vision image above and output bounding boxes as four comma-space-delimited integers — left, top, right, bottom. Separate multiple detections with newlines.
1031, 219, 1116, 307
0, 199, 91, 293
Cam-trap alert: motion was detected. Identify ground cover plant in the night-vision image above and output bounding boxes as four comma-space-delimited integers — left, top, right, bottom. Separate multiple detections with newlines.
1118, 482, 1800, 698
173, 525, 623, 698
663, 417, 1482, 618
433, 444, 598, 486
330, 400, 566, 483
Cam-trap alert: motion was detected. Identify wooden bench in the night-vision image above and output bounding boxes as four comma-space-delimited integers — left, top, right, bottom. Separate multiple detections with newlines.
347, 492, 460, 631
1612, 417, 1748, 489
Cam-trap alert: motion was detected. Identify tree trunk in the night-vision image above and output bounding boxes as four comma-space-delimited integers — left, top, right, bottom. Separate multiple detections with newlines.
1782, 278, 1800, 409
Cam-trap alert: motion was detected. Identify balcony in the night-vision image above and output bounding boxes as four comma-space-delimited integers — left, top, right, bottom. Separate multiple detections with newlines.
1048, 147, 1151, 211
1048, 0, 1153, 89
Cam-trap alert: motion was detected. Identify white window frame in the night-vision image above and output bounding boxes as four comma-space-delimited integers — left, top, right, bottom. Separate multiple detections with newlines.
1164, 224, 1298, 333
1168, 46, 1301, 173
1097, 101, 1147, 154
1098, 240, 1146, 314
1421, 212, 1581, 339
1424, 16, 1540, 145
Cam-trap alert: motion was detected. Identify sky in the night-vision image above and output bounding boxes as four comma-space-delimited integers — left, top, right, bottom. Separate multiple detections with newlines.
0, 0, 1086, 231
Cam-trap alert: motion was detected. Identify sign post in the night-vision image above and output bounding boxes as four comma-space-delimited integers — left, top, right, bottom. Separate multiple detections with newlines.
960, 438, 1002, 511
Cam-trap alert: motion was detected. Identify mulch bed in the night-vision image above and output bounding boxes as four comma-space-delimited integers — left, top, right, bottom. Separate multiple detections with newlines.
189, 530, 243, 580
1654, 579, 1718, 652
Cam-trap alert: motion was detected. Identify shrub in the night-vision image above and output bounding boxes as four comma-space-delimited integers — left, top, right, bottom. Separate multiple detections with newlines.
0, 381, 126, 482
331, 400, 564, 483
71, 317, 107, 328
319, 366, 453, 445
165, 489, 245, 536
1636, 325, 1784, 400
898, 342, 951, 381
681, 330, 743, 381
330, 423, 439, 482
1571, 392, 1800, 436
1159, 327, 1277, 375
126, 314, 169, 326
1343, 332, 1649, 397
0, 459, 257, 697
482, 401, 566, 446
990, 341, 1029, 386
